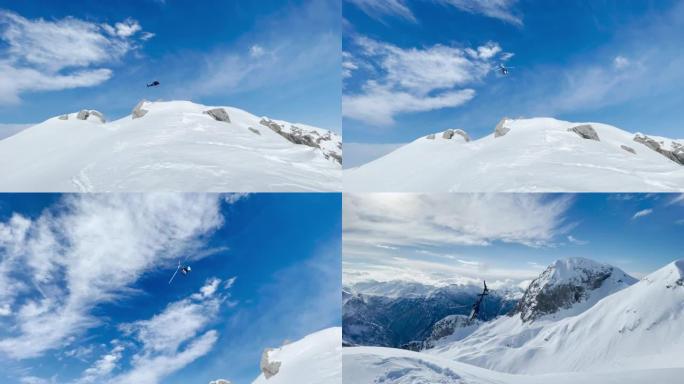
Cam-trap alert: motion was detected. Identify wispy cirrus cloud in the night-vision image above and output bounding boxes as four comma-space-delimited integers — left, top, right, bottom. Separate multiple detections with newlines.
346, 0, 522, 25
436, 0, 522, 26
0, 10, 152, 105
343, 37, 510, 125
0, 194, 225, 359
632, 208, 653, 220
346, 0, 417, 23
343, 193, 574, 248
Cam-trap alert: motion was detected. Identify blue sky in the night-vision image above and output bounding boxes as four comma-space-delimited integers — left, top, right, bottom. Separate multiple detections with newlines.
343, 0, 684, 167
343, 193, 684, 288
0, 0, 341, 132
0, 193, 341, 384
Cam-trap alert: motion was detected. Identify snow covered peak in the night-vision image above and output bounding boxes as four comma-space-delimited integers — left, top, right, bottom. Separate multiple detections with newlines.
252, 327, 341, 384
0, 99, 341, 192
644, 259, 684, 287
515, 257, 636, 322
345, 117, 684, 192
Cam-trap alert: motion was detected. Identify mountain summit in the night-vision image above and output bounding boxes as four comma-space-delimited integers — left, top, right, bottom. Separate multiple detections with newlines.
0, 100, 341, 192
345, 117, 684, 192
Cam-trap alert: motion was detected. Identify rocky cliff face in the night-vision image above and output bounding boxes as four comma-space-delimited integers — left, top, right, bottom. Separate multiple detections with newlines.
514, 258, 637, 322
343, 282, 519, 347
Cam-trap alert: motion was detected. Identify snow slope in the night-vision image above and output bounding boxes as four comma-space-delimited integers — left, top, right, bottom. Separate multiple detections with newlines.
343, 259, 684, 383
0, 100, 341, 192
252, 327, 341, 384
345, 117, 684, 192
343, 346, 684, 384
432, 260, 684, 374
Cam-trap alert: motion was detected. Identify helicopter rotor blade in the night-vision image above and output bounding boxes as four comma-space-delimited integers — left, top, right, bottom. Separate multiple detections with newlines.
168, 266, 180, 284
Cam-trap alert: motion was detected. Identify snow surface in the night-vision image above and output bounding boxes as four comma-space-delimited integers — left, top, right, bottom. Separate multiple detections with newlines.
345, 118, 684, 192
252, 327, 341, 384
343, 259, 684, 383
343, 346, 684, 384
0, 101, 341, 192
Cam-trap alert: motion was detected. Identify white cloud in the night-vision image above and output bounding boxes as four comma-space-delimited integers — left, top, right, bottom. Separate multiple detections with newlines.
223, 193, 250, 204
343, 193, 574, 248
77, 278, 232, 384
667, 194, 684, 206
0, 194, 224, 359
436, 0, 523, 26
632, 208, 653, 220
113, 19, 142, 38
343, 36, 506, 125
0, 303, 11, 316
249, 44, 265, 58
223, 276, 237, 289
183, 0, 339, 107
567, 235, 588, 245
613, 55, 630, 69
346, 0, 416, 22
77, 344, 124, 384
110, 330, 217, 384
0, 10, 151, 104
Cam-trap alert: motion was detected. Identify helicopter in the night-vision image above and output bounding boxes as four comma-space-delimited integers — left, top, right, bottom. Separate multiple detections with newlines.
146, 80, 160, 88
168, 260, 192, 284
496, 63, 513, 76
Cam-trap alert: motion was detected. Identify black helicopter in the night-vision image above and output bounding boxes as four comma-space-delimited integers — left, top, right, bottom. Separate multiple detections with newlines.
146, 80, 160, 88
168, 260, 192, 284
496, 63, 514, 76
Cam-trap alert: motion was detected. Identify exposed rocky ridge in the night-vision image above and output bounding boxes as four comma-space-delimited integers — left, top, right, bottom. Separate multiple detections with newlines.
634, 133, 684, 165
401, 314, 480, 351
259, 117, 342, 164
75, 109, 105, 123
513, 258, 637, 322
343, 283, 518, 347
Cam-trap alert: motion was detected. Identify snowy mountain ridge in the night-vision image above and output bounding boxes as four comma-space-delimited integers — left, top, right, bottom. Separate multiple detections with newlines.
0, 100, 341, 192
345, 117, 684, 192
345, 258, 684, 383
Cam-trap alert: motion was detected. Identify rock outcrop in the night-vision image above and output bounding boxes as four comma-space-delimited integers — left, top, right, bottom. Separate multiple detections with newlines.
209, 380, 231, 384
453, 129, 470, 142
259, 118, 342, 164
204, 108, 231, 123
514, 258, 636, 322
567, 124, 600, 141
58, 114, 69, 120
431, 129, 470, 141
132, 100, 149, 119
621, 145, 636, 154
634, 133, 684, 165
76, 110, 105, 123
494, 118, 510, 138
248, 127, 261, 135
260, 348, 282, 379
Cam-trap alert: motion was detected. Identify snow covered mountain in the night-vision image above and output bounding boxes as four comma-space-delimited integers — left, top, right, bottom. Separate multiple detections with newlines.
0, 100, 341, 192
343, 259, 684, 383
345, 117, 684, 192
514, 257, 637, 322
343, 281, 520, 348
251, 327, 341, 384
